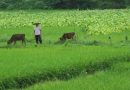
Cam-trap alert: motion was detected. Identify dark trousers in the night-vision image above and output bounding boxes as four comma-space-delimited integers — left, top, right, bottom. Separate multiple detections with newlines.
35, 35, 42, 44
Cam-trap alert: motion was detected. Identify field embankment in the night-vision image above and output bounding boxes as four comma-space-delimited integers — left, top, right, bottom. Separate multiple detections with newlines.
0, 46, 130, 89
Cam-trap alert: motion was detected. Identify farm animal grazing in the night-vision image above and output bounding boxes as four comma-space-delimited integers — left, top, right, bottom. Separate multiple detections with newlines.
7, 34, 26, 45
60, 32, 75, 41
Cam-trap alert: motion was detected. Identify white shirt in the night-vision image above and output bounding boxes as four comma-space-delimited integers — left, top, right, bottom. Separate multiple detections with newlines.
34, 26, 41, 35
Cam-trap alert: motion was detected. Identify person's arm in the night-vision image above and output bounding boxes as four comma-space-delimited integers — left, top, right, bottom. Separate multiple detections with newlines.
40, 29, 42, 36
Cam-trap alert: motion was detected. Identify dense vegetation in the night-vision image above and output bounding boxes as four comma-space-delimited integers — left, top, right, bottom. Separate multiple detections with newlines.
0, 9, 130, 46
25, 62, 130, 90
0, 47, 130, 90
0, 0, 130, 10
0, 9, 130, 90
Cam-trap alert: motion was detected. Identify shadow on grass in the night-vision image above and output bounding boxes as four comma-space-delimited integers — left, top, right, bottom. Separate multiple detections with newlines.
54, 40, 106, 46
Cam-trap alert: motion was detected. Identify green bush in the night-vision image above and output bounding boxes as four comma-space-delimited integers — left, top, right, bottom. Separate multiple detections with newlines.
0, 1, 8, 9
0, 0, 129, 9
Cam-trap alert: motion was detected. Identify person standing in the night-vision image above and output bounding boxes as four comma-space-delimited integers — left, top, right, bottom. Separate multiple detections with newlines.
34, 23, 42, 44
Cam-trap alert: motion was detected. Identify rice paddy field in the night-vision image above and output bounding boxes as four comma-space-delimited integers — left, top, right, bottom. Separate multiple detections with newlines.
25, 62, 130, 90
0, 9, 130, 90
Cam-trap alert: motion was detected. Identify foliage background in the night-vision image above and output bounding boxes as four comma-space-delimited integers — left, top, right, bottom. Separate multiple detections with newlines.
0, 0, 130, 10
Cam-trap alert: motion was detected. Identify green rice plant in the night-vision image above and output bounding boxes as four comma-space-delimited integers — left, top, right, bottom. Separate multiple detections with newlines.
0, 46, 129, 89
0, 9, 130, 89
25, 62, 130, 90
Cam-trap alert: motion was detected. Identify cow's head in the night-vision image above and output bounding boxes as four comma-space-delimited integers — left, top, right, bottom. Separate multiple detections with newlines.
60, 37, 64, 41
7, 40, 12, 45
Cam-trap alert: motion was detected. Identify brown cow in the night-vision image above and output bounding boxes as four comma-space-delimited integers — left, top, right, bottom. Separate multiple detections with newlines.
7, 34, 26, 45
60, 32, 75, 41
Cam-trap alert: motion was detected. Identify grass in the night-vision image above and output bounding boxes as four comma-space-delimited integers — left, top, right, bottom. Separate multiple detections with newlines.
0, 26, 130, 47
25, 62, 130, 90
0, 9, 130, 89
0, 46, 130, 89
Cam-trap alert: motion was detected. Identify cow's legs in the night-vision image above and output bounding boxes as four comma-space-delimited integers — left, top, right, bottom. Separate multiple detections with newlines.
22, 40, 26, 46
13, 41, 16, 45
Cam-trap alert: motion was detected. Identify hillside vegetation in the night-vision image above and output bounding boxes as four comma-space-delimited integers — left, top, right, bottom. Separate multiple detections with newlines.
0, 0, 130, 9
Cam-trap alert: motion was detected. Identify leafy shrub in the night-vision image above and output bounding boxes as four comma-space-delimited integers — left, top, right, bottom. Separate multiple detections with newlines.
0, 1, 8, 9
